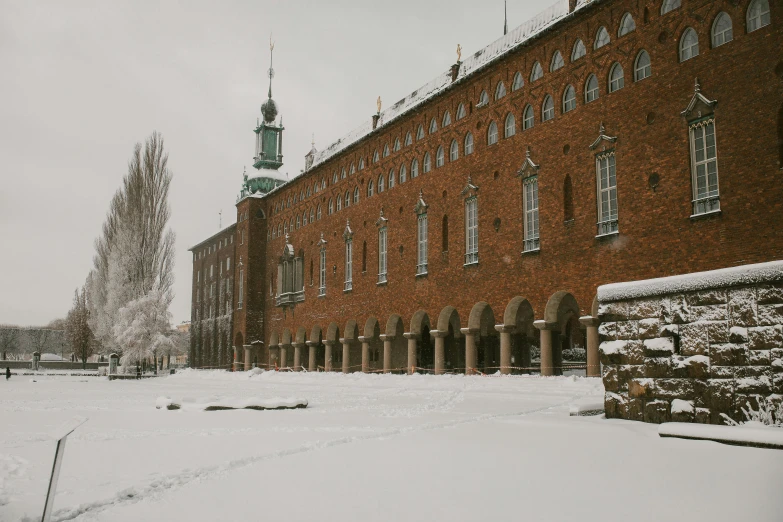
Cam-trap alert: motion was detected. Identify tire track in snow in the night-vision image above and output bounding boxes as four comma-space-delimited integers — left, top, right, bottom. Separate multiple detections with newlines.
47, 388, 592, 522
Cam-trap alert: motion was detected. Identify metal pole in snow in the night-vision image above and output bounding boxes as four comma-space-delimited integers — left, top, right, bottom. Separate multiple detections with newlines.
41, 417, 87, 522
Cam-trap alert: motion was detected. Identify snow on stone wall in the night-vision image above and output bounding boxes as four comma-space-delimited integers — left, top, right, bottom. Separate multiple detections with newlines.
597, 263, 783, 425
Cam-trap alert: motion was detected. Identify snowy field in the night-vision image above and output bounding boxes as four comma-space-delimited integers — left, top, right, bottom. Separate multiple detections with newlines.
1, 371, 782, 522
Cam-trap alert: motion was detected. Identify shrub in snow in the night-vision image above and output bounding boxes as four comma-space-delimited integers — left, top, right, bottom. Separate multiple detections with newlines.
562, 347, 586, 361
720, 396, 783, 427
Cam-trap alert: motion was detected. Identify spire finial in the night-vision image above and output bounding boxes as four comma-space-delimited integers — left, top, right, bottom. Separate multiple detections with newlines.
599, 122, 606, 134
267, 34, 275, 100
504, 1, 508, 35
376, 96, 382, 115
311, 133, 315, 148
694, 77, 701, 93
456, 43, 462, 62
526, 146, 531, 158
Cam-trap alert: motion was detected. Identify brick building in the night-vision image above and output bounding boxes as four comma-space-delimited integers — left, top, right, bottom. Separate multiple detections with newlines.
189, 0, 783, 378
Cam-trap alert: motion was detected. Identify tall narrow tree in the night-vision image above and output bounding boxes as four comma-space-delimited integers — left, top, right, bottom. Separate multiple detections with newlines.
65, 287, 94, 369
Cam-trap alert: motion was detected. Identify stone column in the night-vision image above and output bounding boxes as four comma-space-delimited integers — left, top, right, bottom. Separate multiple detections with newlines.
379, 334, 393, 373
324, 340, 334, 372
358, 336, 369, 373
306, 341, 317, 372
404, 333, 418, 374
431, 330, 447, 375
243, 344, 252, 371
279, 344, 289, 370
534, 321, 554, 376
579, 316, 601, 377
461, 328, 478, 375
340, 337, 351, 373
495, 325, 513, 375
293, 343, 304, 371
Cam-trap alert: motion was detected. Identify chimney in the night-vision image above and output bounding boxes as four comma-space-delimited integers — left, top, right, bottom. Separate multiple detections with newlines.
372, 114, 380, 130
451, 62, 461, 82
569, 0, 577, 13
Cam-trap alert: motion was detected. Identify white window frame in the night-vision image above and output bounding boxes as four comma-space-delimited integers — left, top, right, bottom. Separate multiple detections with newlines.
609, 63, 624, 93
523, 105, 534, 129
450, 140, 459, 162
711, 12, 733, 47
596, 151, 619, 236
594, 27, 610, 49
571, 39, 586, 61
661, 0, 681, 15
523, 177, 540, 252
512, 72, 524, 91
238, 268, 244, 309
378, 227, 388, 283
689, 119, 720, 216
487, 121, 498, 145
680, 28, 699, 62
464, 197, 478, 265
542, 96, 554, 121
634, 51, 651, 81
563, 85, 576, 113
504, 113, 516, 138
464, 132, 474, 155
585, 74, 599, 103
319, 247, 326, 296
344, 240, 353, 291
618, 13, 636, 36
530, 62, 543, 82
417, 213, 428, 275
436, 146, 445, 167
550, 51, 564, 72
747, 0, 771, 33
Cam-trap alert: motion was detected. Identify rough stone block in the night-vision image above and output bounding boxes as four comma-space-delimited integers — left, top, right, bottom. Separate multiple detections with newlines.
668, 295, 690, 324
691, 304, 729, 322
644, 357, 671, 378
616, 320, 639, 340
748, 325, 783, 350
710, 366, 735, 379
748, 349, 771, 366
692, 378, 710, 408
621, 341, 645, 365
603, 366, 619, 392
735, 366, 769, 379
771, 348, 783, 362
670, 399, 695, 423
600, 340, 627, 365
774, 373, 783, 394
617, 364, 645, 386
756, 304, 783, 326
659, 323, 678, 337
638, 318, 660, 339
757, 284, 783, 305
710, 343, 748, 366
629, 378, 655, 398
626, 398, 644, 421
598, 302, 629, 322
695, 407, 710, 424
735, 374, 772, 395
679, 322, 708, 356
708, 379, 734, 416
684, 355, 710, 379
690, 290, 727, 306
628, 299, 661, 320
643, 337, 675, 357
598, 321, 616, 340
733, 393, 762, 416
706, 322, 729, 344
644, 399, 670, 424
728, 288, 757, 326
654, 378, 696, 399
604, 393, 621, 418
729, 326, 748, 343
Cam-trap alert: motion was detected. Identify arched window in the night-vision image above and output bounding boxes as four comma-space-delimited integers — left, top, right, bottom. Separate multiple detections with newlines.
585, 74, 599, 102
316, 205, 322, 220
634, 50, 651, 81
340, 168, 346, 179
609, 63, 625, 92
572, 39, 586, 61
345, 190, 351, 208
712, 13, 733, 47
284, 221, 288, 234
563, 175, 574, 221
429, 118, 438, 134
504, 113, 516, 137
423, 152, 432, 173
618, 13, 636, 36
290, 217, 294, 231
383, 144, 390, 157
487, 121, 499, 145
523, 104, 534, 129
450, 139, 459, 161
442, 110, 452, 126
358, 157, 365, 170
389, 168, 396, 188
550, 51, 564, 71
296, 215, 301, 229
350, 162, 356, 175
530, 61, 543, 81
442, 215, 449, 252
417, 124, 425, 140
377, 174, 385, 193
456, 103, 466, 119
405, 131, 412, 146
594, 27, 610, 49
307, 186, 312, 197
680, 28, 699, 62
661, 0, 681, 15
542, 96, 555, 122
332, 172, 338, 184
436, 146, 445, 167
321, 179, 327, 190
512, 72, 524, 91
373, 150, 380, 163
310, 207, 315, 223
314, 182, 319, 194
464, 132, 474, 155
400, 165, 407, 183
495, 81, 507, 100
747, 0, 770, 33
394, 137, 401, 152
478, 90, 489, 106
336, 195, 342, 211
272, 225, 276, 239
411, 159, 419, 178
302, 210, 307, 226
367, 180, 374, 197
563, 85, 576, 113
354, 187, 359, 203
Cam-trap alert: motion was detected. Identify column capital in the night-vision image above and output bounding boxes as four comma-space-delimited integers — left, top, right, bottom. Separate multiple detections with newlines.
379, 334, 395, 342
429, 329, 448, 338
357, 336, 368, 343
403, 332, 419, 340
579, 315, 600, 328
293, 342, 307, 349
494, 324, 515, 334
339, 337, 354, 345
460, 327, 479, 335
533, 320, 558, 331
242, 344, 252, 349
279, 342, 292, 348
306, 340, 318, 347
323, 340, 336, 346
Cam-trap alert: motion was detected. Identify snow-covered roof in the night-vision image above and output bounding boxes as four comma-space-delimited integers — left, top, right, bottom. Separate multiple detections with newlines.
188, 223, 238, 251
310, 0, 593, 170
598, 260, 783, 302
251, 166, 288, 183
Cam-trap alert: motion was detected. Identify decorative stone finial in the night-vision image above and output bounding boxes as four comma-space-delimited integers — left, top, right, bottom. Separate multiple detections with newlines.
694, 77, 701, 93
456, 43, 462, 62
376, 96, 382, 115
525, 146, 531, 158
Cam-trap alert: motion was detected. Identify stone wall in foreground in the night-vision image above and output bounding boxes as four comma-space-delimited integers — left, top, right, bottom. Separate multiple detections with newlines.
597, 262, 783, 425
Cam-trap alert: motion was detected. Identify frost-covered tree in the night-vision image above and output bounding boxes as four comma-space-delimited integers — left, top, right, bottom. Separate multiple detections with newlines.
65, 287, 94, 369
114, 290, 174, 373
0, 326, 20, 361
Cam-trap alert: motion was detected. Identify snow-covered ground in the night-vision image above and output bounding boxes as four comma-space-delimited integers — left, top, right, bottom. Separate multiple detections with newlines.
1, 371, 781, 522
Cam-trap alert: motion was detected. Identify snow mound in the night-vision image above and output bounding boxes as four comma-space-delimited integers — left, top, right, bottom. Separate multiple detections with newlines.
659, 422, 783, 449
155, 396, 308, 411
569, 397, 605, 416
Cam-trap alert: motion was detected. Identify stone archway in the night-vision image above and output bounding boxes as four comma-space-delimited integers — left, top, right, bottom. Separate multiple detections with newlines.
294, 327, 307, 371
280, 328, 292, 369
308, 325, 324, 371
467, 302, 498, 374
540, 291, 581, 376
233, 332, 244, 371
501, 297, 537, 375
268, 330, 279, 369
325, 322, 341, 371
409, 310, 433, 373
384, 314, 407, 373
341, 319, 362, 373
436, 306, 463, 373
362, 317, 383, 373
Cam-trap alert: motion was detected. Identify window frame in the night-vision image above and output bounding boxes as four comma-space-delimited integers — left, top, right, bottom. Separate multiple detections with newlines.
596, 151, 619, 237
679, 27, 699, 62
450, 139, 459, 161
594, 26, 610, 49
464, 197, 479, 265
344, 239, 353, 291
711, 12, 733, 47
618, 13, 636, 37
689, 118, 721, 216
747, 0, 771, 33
504, 113, 516, 138
523, 104, 534, 130
378, 226, 388, 283
563, 85, 576, 113
530, 62, 543, 82
464, 132, 474, 155
417, 213, 428, 276
634, 50, 651, 81
436, 145, 445, 167
585, 74, 599, 103
572, 39, 586, 61
550, 51, 564, 72
608, 63, 625, 93
487, 121, 499, 145
523, 176, 540, 252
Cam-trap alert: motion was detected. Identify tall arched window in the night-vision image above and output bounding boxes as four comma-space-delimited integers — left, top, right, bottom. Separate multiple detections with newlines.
563, 85, 576, 113
464, 132, 474, 155
456, 103, 466, 119
367, 181, 374, 197
354, 187, 359, 203
378, 174, 385, 193
550, 51, 564, 71
542, 96, 555, 122
504, 113, 516, 137
634, 50, 651, 81
336, 195, 342, 211
512, 72, 524, 91
585, 74, 599, 102
429, 118, 438, 134
436, 146, 445, 167
487, 121, 499, 145
358, 157, 365, 170
478, 90, 489, 106
747, 0, 770, 33
680, 28, 699, 62
328, 198, 334, 214
383, 144, 390, 158
316, 205, 322, 220
400, 165, 407, 183
712, 13, 733, 47
530, 62, 543, 81
417, 124, 425, 140
572, 39, 586, 61
393, 137, 401, 152
618, 13, 636, 36
423, 152, 432, 173
450, 139, 459, 161
302, 210, 307, 226
442, 110, 452, 127
661, 0, 681, 15
373, 150, 379, 163
523, 104, 534, 129
411, 159, 419, 178
389, 168, 396, 188
278, 223, 282, 236
609, 63, 625, 92
296, 214, 301, 229
310, 207, 315, 223
495, 81, 507, 100
563, 175, 574, 221
405, 131, 412, 146
345, 190, 351, 208
594, 27, 610, 49
350, 162, 355, 175
442, 215, 449, 252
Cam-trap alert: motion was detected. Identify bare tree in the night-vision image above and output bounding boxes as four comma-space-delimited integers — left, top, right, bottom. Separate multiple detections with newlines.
27, 327, 50, 355
0, 326, 20, 361
66, 287, 94, 369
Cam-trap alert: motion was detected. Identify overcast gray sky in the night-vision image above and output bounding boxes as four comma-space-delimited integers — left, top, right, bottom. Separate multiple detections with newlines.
0, 0, 545, 326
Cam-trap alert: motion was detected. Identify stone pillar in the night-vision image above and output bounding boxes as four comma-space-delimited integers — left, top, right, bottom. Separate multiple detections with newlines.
379, 334, 393, 373
461, 328, 478, 374
32, 351, 40, 371
306, 341, 317, 372
340, 338, 351, 373
243, 344, 252, 371
431, 330, 447, 375
358, 336, 369, 373
579, 316, 601, 377
404, 333, 418, 374
109, 353, 119, 375
324, 341, 334, 372
279, 344, 289, 369
534, 321, 554, 376
495, 325, 513, 375
293, 343, 304, 371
